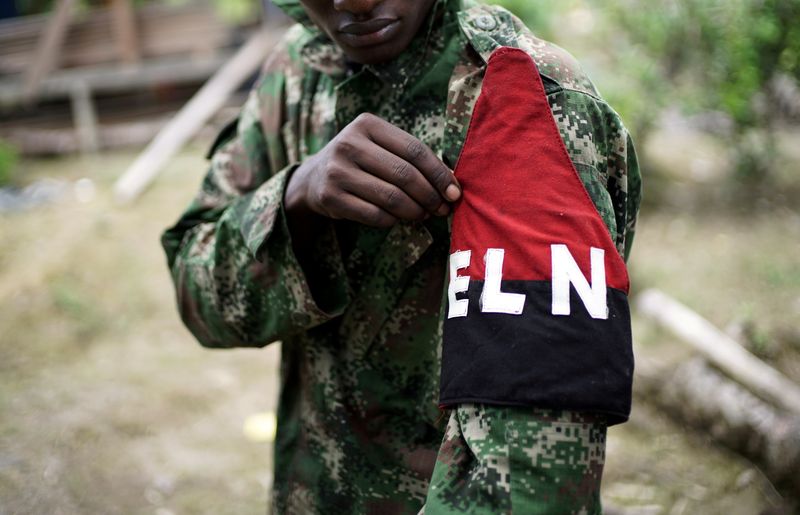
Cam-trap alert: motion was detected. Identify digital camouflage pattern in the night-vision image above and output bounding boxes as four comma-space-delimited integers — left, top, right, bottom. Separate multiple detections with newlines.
161, 1, 641, 513
423, 405, 606, 515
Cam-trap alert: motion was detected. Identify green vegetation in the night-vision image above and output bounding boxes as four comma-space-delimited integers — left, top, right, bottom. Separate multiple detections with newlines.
0, 139, 18, 187
485, 0, 569, 40
600, 0, 800, 184
493, 0, 800, 195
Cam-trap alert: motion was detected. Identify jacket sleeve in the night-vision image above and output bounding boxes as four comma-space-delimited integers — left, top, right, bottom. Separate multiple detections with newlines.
548, 87, 642, 262
431, 45, 642, 506
161, 55, 350, 349
621, 131, 642, 261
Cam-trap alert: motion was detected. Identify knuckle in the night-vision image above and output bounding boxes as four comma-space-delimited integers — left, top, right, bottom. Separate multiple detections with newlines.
354, 112, 374, 127
371, 210, 394, 228
431, 165, 450, 189
384, 187, 400, 209
391, 161, 411, 184
410, 204, 426, 220
369, 210, 384, 226
317, 189, 335, 209
425, 189, 442, 210
326, 163, 345, 182
405, 139, 426, 160
334, 139, 357, 159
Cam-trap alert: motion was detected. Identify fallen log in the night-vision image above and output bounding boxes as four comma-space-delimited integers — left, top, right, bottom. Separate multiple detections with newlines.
636, 356, 800, 496
637, 288, 800, 416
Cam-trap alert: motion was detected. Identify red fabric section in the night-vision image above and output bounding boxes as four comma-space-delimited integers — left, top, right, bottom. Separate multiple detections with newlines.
450, 47, 629, 292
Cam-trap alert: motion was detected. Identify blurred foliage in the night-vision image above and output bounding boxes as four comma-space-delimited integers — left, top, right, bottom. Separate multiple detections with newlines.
206, 0, 258, 23
602, 0, 799, 124
493, 0, 800, 190
0, 139, 19, 187
599, 0, 800, 184
485, 0, 567, 41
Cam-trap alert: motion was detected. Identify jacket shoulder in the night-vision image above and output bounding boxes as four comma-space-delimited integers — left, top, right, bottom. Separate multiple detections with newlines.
263, 24, 310, 74
457, 3, 600, 97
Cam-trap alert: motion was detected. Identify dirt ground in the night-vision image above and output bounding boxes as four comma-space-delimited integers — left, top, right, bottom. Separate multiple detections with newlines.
1, 148, 797, 514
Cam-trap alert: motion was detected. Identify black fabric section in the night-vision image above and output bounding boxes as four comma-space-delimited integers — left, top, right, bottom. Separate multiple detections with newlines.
440, 280, 633, 425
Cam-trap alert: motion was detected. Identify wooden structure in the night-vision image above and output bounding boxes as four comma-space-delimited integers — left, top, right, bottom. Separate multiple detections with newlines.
114, 29, 277, 203
0, 0, 255, 153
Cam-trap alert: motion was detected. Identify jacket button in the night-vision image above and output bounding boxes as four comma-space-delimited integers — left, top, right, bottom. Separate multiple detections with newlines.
474, 14, 497, 31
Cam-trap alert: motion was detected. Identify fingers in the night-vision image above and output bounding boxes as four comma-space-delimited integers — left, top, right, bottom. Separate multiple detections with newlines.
303, 113, 461, 228
323, 191, 398, 228
340, 171, 428, 222
356, 114, 461, 203
351, 142, 447, 215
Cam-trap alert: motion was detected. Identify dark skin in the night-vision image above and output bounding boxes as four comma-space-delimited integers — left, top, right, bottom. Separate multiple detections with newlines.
285, 0, 461, 243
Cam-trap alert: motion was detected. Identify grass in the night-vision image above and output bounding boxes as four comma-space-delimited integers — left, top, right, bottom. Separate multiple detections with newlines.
630, 208, 800, 381
1, 148, 797, 513
0, 150, 278, 515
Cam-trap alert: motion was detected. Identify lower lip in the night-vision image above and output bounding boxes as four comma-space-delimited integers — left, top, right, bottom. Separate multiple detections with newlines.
339, 20, 401, 48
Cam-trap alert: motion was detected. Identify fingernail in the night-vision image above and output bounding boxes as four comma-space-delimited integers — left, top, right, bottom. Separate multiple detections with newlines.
436, 204, 450, 216
445, 184, 461, 202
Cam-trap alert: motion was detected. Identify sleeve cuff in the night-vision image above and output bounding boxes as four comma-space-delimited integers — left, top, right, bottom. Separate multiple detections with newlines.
230, 164, 350, 321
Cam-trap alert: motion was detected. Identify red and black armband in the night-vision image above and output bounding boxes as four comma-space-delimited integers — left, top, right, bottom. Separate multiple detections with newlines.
439, 47, 633, 425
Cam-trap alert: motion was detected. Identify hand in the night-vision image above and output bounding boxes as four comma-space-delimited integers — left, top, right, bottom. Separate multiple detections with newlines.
285, 113, 461, 228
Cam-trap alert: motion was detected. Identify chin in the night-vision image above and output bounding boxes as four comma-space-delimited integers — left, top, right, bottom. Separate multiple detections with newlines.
335, 31, 415, 65
350, 52, 398, 65
343, 46, 401, 65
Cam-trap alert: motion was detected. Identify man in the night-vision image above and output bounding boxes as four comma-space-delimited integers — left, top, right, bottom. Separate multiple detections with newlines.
161, 0, 641, 513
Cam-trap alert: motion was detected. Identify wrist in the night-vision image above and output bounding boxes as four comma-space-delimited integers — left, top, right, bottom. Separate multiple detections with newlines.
284, 160, 314, 217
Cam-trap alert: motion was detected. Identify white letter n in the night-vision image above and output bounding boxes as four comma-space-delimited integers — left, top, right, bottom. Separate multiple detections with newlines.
551, 244, 608, 320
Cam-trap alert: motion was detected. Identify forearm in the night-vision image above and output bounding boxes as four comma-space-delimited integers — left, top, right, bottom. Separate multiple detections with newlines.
163, 166, 350, 348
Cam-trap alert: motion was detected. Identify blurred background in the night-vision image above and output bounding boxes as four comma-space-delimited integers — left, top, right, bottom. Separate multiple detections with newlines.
1, 0, 799, 513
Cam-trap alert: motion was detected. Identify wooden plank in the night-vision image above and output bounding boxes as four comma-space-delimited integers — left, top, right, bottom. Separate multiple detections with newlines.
0, 54, 230, 107
0, 107, 244, 155
637, 288, 800, 416
109, 0, 141, 65
1, 3, 229, 75
114, 29, 276, 203
22, 0, 77, 102
69, 81, 100, 153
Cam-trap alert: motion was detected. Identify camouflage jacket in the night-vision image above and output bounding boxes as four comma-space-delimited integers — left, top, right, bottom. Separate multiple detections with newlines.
161, 1, 641, 513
